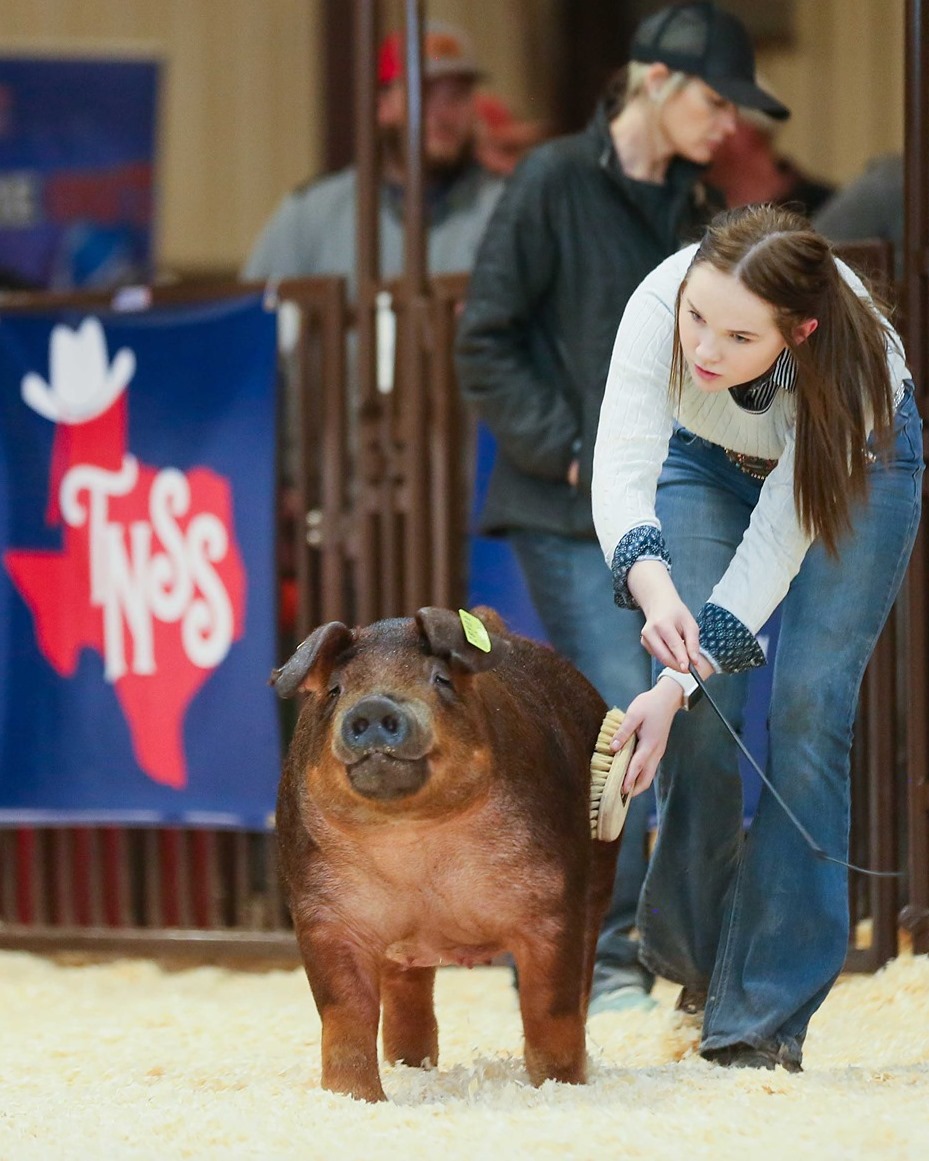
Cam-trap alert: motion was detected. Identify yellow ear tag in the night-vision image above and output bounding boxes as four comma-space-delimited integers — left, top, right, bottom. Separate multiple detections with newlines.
458, 609, 492, 653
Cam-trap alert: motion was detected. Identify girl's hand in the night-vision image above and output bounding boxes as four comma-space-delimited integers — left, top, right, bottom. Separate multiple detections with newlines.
610, 678, 683, 796
640, 594, 701, 673
627, 560, 701, 673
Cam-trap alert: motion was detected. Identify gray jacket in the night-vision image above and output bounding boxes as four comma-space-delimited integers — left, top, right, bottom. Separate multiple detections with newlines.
813, 154, 903, 279
244, 163, 504, 292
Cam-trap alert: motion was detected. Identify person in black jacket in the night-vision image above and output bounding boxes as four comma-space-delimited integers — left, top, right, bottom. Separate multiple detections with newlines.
455, 1, 788, 1016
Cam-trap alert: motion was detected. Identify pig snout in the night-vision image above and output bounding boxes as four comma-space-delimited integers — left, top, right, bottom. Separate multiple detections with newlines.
336, 695, 433, 801
341, 695, 412, 755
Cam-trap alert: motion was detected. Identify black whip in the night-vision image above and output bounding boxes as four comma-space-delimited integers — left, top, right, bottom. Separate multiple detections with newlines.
689, 666, 903, 879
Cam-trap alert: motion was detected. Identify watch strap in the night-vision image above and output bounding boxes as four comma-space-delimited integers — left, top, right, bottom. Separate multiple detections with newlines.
657, 667, 703, 710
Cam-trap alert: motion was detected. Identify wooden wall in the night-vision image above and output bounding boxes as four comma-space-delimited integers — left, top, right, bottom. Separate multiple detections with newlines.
756, 0, 905, 187
1, 0, 324, 278
0, 0, 906, 277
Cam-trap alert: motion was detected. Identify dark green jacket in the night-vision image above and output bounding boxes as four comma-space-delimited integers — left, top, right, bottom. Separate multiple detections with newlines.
455, 104, 717, 538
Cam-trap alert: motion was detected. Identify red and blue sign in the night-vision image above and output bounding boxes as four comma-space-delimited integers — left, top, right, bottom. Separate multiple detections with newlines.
0, 294, 280, 827
0, 53, 159, 290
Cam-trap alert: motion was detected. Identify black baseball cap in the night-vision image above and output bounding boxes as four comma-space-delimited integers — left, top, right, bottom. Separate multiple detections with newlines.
630, 2, 790, 121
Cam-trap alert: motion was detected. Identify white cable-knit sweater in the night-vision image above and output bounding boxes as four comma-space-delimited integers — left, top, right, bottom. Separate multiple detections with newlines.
592, 243, 910, 659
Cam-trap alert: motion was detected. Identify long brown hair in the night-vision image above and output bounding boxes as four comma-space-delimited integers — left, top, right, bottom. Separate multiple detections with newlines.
670, 204, 896, 554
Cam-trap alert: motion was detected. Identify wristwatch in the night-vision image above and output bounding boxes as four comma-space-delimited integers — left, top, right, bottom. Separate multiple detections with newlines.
657, 667, 704, 711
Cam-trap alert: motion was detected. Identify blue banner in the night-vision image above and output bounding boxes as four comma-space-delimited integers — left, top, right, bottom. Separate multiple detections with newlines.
0, 54, 159, 290
0, 294, 281, 828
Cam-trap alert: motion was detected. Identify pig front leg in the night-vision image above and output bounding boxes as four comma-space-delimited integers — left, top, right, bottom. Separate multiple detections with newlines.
513, 932, 588, 1086
380, 962, 439, 1069
296, 924, 387, 1102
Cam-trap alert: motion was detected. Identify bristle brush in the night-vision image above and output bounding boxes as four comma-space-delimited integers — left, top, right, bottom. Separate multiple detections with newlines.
589, 706, 636, 842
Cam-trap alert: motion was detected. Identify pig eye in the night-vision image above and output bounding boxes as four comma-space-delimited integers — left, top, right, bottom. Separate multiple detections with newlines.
431, 666, 454, 692
327, 684, 341, 700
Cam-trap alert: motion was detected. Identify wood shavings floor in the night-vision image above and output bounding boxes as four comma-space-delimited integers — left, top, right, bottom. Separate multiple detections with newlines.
2, 947, 927, 1159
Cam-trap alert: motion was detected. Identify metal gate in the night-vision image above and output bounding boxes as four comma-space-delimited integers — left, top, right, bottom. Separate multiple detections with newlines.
0, 257, 916, 970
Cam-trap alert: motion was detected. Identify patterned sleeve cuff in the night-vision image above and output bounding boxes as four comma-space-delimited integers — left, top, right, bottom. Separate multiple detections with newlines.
696, 603, 766, 673
610, 525, 671, 610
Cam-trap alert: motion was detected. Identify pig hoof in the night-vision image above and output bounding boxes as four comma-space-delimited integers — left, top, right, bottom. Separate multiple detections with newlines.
525, 1046, 587, 1087
529, 1065, 586, 1087
323, 1077, 387, 1103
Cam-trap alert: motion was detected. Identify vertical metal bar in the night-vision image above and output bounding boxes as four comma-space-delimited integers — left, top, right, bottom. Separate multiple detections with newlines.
71, 827, 96, 927
397, 296, 432, 614
374, 282, 403, 620
866, 620, 900, 965
903, 0, 929, 955
51, 830, 74, 927
355, 0, 380, 299
379, 295, 403, 618
427, 291, 453, 607
158, 830, 179, 927
101, 827, 130, 927
428, 277, 471, 607
846, 616, 901, 973
189, 831, 218, 928
400, 0, 432, 614
213, 831, 230, 928
846, 710, 868, 964
292, 297, 316, 642
323, 0, 357, 172
232, 831, 251, 928
16, 829, 35, 924
355, 0, 382, 626
143, 829, 163, 927
33, 829, 49, 925
402, 0, 426, 292
174, 830, 192, 928
86, 829, 105, 927
0, 831, 13, 920
321, 284, 350, 625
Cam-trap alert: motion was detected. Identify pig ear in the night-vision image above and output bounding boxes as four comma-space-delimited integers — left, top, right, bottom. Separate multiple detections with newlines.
467, 605, 507, 634
269, 622, 353, 698
415, 607, 509, 674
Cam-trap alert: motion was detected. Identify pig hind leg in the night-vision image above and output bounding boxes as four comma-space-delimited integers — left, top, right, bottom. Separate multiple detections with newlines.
380, 962, 439, 1069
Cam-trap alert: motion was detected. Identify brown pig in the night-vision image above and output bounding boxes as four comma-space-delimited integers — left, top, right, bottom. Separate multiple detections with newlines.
271, 605, 619, 1103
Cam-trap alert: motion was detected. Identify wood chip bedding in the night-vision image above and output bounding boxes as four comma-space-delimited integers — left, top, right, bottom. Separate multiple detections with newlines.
2, 948, 926, 1159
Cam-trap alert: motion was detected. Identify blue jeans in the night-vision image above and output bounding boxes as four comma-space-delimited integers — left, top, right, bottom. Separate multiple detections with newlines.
509, 530, 654, 992
638, 387, 923, 1065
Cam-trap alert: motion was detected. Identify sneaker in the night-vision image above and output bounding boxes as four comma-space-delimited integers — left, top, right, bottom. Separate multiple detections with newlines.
703, 1043, 803, 1073
588, 982, 659, 1016
675, 985, 708, 1016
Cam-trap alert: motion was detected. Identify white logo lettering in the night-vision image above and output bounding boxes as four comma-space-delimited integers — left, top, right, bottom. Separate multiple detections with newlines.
59, 455, 234, 680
